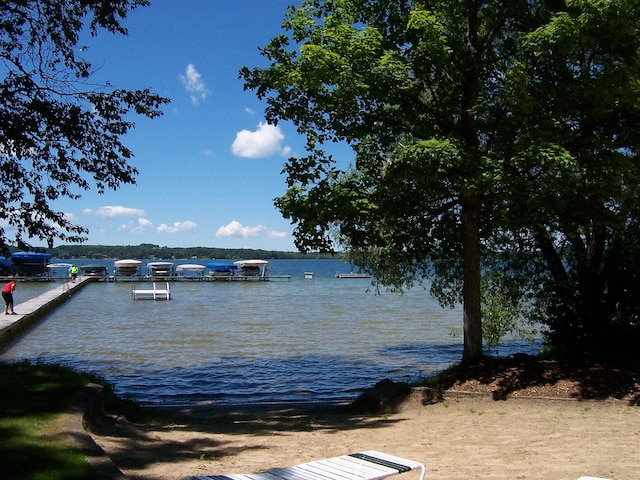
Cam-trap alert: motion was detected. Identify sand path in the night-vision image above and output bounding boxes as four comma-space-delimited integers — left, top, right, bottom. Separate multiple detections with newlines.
88, 392, 639, 480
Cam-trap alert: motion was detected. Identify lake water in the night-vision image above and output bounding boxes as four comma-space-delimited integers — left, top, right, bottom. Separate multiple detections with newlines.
0, 259, 539, 407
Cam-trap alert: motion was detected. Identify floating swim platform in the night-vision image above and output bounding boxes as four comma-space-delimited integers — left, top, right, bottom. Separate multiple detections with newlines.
132, 282, 171, 300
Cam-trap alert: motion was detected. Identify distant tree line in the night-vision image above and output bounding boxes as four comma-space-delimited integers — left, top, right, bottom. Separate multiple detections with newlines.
48, 243, 337, 261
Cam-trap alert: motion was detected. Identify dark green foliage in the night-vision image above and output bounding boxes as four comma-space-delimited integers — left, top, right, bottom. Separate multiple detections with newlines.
0, 1, 170, 254
242, 0, 640, 362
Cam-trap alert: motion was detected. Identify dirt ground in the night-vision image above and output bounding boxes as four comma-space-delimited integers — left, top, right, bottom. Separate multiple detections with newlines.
86, 357, 640, 480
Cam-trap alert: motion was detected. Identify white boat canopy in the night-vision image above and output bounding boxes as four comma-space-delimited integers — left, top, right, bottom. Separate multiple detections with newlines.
233, 259, 269, 267
114, 259, 142, 267
147, 262, 175, 268
176, 264, 205, 272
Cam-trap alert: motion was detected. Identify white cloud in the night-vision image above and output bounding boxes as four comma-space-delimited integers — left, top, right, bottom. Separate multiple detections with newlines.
117, 218, 154, 234
83, 206, 145, 218
215, 220, 288, 239
178, 64, 209, 105
231, 122, 290, 158
157, 220, 197, 234
133, 218, 154, 233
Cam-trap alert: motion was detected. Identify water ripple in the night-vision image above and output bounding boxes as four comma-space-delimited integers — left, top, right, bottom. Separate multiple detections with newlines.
1, 259, 540, 406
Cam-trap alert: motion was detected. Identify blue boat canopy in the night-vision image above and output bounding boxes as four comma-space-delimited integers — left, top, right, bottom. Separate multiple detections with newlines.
10, 251, 53, 276
205, 261, 238, 271
11, 251, 53, 260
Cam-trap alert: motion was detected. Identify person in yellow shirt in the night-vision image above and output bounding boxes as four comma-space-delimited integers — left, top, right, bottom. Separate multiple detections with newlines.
69, 264, 79, 283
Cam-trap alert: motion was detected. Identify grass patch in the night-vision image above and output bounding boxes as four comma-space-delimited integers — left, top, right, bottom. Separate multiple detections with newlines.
0, 360, 110, 480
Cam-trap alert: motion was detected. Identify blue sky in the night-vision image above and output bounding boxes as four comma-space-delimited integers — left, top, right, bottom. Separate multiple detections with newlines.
46, 1, 353, 251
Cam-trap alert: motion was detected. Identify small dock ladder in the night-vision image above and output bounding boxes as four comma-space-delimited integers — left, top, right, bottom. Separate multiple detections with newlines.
132, 282, 171, 300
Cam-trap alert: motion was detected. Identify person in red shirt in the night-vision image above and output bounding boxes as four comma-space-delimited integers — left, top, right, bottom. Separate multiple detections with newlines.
2, 278, 17, 315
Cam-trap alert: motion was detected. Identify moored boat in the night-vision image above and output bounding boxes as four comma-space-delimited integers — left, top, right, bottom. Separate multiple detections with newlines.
46, 263, 73, 277
234, 259, 269, 277
10, 252, 53, 276
147, 261, 175, 277
80, 264, 109, 278
206, 261, 238, 279
114, 259, 142, 276
175, 263, 205, 277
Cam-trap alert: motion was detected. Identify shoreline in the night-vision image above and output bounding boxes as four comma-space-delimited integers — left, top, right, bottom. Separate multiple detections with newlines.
125, 383, 639, 423
147, 399, 353, 421
82, 356, 639, 479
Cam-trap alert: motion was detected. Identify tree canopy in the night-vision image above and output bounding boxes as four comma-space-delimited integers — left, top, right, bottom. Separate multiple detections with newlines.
0, 0, 169, 253
242, 0, 640, 361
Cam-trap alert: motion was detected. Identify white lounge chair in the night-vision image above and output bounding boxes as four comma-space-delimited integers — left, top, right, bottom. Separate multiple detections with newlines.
187, 450, 426, 480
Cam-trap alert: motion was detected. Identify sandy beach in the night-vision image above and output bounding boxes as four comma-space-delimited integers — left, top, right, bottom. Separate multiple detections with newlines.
87, 389, 639, 480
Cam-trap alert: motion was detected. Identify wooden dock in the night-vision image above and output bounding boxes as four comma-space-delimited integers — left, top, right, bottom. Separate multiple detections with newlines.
0, 277, 94, 349
107, 274, 292, 282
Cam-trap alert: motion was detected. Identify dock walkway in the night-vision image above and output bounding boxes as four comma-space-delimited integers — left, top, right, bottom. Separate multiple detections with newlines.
0, 277, 93, 349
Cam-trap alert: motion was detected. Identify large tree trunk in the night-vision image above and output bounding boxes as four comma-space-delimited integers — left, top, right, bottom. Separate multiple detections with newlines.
461, 193, 483, 362
459, 0, 483, 363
